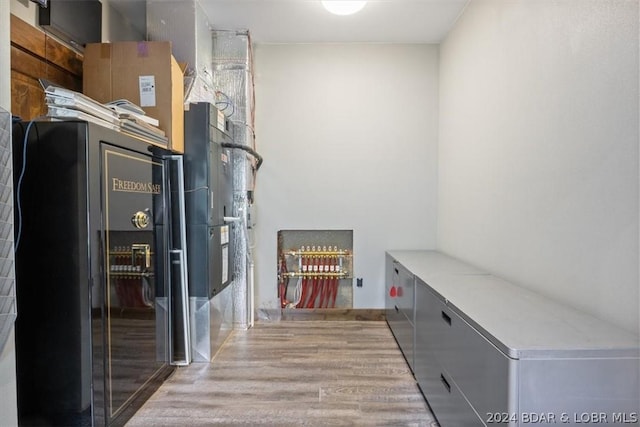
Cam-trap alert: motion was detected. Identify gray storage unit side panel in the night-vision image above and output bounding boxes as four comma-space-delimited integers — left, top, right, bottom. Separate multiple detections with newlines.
386, 256, 404, 331
385, 254, 396, 321
518, 358, 640, 421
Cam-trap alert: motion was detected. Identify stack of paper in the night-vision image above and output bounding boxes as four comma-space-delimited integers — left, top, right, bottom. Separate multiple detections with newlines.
106, 98, 147, 116
106, 99, 168, 145
43, 85, 168, 147
45, 85, 121, 131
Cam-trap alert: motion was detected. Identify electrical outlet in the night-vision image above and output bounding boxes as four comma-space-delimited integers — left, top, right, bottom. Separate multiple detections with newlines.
356, 278, 363, 287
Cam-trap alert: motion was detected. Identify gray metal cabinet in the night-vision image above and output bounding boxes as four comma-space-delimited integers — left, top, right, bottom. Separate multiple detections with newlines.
391, 251, 640, 427
384, 254, 400, 325
385, 254, 415, 371
387, 251, 488, 376
416, 278, 512, 426
415, 280, 483, 426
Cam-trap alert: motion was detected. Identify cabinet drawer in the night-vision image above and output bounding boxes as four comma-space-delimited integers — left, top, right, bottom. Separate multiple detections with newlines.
386, 305, 402, 327
389, 305, 414, 371
420, 365, 484, 427
386, 257, 413, 325
395, 263, 415, 323
439, 304, 512, 418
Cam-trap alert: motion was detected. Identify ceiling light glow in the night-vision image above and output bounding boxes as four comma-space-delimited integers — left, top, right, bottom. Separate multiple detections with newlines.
321, 1, 367, 16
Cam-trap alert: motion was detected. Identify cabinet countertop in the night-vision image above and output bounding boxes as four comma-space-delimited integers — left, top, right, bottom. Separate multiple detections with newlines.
387, 250, 640, 359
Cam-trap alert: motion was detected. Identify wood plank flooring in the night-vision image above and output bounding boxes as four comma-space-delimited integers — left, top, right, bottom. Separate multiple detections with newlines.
126, 321, 439, 426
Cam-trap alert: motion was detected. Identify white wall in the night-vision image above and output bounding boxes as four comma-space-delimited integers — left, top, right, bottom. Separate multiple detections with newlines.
102, 0, 146, 42
253, 44, 439, 311
438, 0, 639, 334
10, 0, 36, 26
1, 2, 18, 426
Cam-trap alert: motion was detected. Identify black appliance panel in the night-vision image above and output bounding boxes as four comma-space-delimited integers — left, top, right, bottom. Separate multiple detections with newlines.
38, 0, 102, 49
184, 103, 234, 298
12, 122, 92, 424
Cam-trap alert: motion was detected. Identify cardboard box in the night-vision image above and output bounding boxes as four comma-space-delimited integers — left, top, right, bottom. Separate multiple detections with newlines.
83, 41, 185, 153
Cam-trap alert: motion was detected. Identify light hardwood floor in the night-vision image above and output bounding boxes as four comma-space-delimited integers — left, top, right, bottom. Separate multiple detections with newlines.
126, 321, 439, 426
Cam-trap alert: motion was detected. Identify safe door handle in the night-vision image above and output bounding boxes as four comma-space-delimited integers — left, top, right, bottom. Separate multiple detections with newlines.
441, 310, 452, 326
131, 244, 151, 269
440, 374, 451, 393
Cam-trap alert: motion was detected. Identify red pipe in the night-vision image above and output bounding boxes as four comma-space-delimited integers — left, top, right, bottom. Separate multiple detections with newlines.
323, 256, 331, 308
311, 256, 323, 308
305, 255, 316, 308
307, 256, 325, 308
303, 256, 314, 308
331, 276, 339, 308
306, 273, 317, 308
296, 255, 308, 308
318, 257, 328, 308
278, 254, 289, 308
330, 256, 339, 308
327, 258, 335, 308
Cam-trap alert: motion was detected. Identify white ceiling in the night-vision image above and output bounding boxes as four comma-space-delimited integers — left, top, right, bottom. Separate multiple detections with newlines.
107, 0, 469, 44
197, 0, 470, 44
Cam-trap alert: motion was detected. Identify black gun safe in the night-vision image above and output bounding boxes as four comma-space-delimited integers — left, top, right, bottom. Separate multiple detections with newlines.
12, 120, 183, 426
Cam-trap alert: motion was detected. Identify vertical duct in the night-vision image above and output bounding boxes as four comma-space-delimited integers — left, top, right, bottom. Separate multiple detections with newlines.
147, 0, 256, 330
212, 30, 255, 329
0, 108, 16, 353
147, 0, 215, 103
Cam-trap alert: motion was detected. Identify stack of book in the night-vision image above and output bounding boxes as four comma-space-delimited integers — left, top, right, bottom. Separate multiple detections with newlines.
106, 99, 168, 146
44, 85, 168, 147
